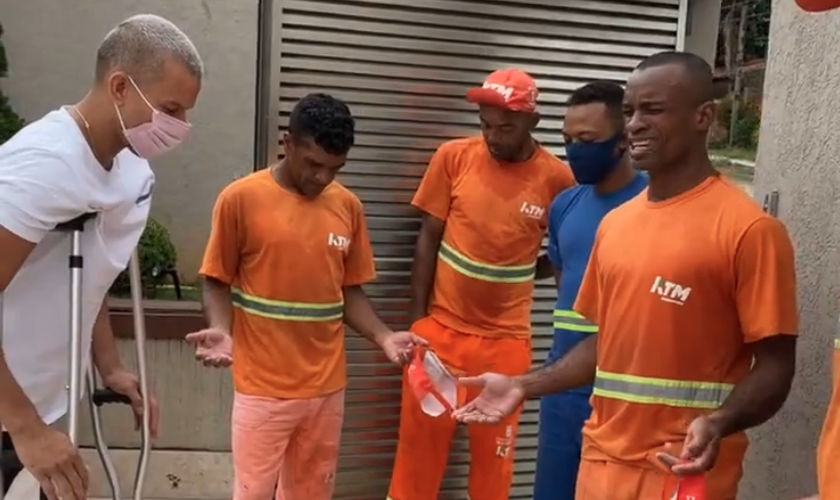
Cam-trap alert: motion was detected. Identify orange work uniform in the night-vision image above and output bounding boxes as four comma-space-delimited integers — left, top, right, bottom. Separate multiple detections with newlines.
573, 175, 798, 500
388, 136, 575, 500
200, 169, 376, 500
817, 317, 840, 500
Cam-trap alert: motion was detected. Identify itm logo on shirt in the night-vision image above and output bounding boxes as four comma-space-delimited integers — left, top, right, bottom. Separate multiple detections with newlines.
520, 201, 545, 220
328, 232, 350, 251
650, 276, 692, 305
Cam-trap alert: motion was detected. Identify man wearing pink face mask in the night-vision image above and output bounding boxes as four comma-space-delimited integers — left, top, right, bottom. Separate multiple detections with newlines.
0, 14, 202, 500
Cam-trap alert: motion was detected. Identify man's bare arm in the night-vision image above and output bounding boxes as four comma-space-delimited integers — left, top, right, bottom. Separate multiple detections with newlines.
202, 276, 233, 333
0, 225, 46, 433
91, 298, 124, 379
408, 214, 444, 324
515, 335, 597, 398
708, 335, 797, 437
343, 285, 391, 345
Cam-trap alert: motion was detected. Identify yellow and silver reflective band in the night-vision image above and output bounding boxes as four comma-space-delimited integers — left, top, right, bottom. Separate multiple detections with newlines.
438, 241, 535, 283
554, 309, 597, 333
593, 368, 733, 409
231, 287, 344, 322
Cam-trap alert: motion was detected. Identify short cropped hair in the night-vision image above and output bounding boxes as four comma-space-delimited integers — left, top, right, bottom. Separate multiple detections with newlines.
95, 14, 204, 83
288, 93, 355, 156
635, 51, 714, 102
567, 81, 625, 127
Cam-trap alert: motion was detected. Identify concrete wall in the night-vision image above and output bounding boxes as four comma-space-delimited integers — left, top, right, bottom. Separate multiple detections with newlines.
685, 0, 723, 64
741, 1, 840, 499
79, 337, 238, 499
0, 0, 258, 278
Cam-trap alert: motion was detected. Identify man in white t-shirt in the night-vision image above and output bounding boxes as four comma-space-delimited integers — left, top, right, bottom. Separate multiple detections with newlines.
0, 14, 203, 500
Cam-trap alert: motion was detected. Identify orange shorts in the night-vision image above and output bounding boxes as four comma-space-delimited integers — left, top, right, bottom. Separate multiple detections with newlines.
388, 315, 531, 500
231, 389, 344, 500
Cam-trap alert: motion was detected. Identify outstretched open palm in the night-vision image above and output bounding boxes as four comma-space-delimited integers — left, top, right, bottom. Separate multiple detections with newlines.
452, 373, 525, 424
185, 328, 233, 367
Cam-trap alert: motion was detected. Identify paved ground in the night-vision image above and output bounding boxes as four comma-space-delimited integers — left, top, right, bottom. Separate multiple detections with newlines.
717, 163, 755, 197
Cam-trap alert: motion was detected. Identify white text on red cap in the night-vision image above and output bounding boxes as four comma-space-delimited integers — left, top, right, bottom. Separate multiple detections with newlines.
483, 81, 515, 100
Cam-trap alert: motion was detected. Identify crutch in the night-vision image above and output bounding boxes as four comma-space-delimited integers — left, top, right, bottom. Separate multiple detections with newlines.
57, 214, 151, 500
0, 214, 99, 500
1, 291, 6, 500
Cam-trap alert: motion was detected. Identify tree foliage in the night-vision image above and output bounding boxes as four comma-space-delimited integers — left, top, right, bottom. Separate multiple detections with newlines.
716, 0, 772, 67
0, 22, 25, 144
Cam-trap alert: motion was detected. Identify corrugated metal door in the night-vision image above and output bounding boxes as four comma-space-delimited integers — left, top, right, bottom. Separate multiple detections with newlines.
275, 1, 686, 498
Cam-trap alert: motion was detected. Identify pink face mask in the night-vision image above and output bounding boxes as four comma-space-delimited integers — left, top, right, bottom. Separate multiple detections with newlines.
115, 77, 192, 160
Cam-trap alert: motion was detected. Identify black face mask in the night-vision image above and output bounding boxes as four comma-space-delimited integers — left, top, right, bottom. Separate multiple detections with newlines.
566, 132, 624, 185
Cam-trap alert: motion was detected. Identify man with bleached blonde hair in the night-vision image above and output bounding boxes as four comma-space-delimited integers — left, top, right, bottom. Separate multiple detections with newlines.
0, 14, 203, 500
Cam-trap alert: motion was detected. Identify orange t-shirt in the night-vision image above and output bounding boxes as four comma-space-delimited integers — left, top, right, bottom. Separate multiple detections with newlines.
412, 136, 575, 338
818, 319, 840, 500
199, 169, 376, 399
574, 175, 798, 500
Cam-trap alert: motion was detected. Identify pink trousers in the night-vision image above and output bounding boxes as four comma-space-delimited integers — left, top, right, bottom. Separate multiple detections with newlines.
231, 389, 345, 500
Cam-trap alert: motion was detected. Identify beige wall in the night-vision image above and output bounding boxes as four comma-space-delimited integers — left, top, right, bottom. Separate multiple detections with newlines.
0, 0, 258, 278
685, 0, 723, 64
741, 1, 840, 499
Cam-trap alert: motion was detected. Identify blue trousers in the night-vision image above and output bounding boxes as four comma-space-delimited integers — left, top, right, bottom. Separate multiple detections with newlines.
533, 392, 592, 500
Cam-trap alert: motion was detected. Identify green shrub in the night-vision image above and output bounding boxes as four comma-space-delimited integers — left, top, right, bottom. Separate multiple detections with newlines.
711, 96, 761, 150
110, 218, 178, 298
732, 100, 762, 149
0, 22, 25, 145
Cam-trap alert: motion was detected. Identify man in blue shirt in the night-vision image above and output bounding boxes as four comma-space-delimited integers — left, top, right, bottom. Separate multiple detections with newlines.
533, 81, 648, 500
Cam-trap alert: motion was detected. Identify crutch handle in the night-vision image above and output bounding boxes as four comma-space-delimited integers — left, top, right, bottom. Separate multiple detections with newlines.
54, 213, 97, 233
91, 388, 132, 407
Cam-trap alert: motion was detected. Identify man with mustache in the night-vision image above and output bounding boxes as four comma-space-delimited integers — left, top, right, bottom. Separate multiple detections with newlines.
535, 80, 647, 500
387, 69, 575, 500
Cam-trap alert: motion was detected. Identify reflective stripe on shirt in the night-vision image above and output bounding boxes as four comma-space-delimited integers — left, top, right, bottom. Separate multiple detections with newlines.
593, 368, 733, 409
438, 241, 535, 283
231, 287, 344, 322
553, 309, 598, 333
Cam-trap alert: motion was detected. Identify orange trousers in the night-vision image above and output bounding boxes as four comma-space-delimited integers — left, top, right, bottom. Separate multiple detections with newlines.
388, 316, 531, 500
575, 460, 681, 500
575, 459, 739, 500
231, 389, 344, 500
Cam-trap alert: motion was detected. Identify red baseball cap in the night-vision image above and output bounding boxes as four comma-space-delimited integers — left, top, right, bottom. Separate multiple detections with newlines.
795, 0, 840, 11
466, 69, 539, 113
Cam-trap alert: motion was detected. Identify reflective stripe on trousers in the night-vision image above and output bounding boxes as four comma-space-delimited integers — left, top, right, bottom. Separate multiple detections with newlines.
553, 309, 597, 333
438, 241, 535, 283
593, 368, 733, 409
231, 288, 344, 322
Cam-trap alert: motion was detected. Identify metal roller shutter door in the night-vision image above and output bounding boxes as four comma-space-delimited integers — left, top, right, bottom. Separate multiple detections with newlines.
275, 1, 686, 498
